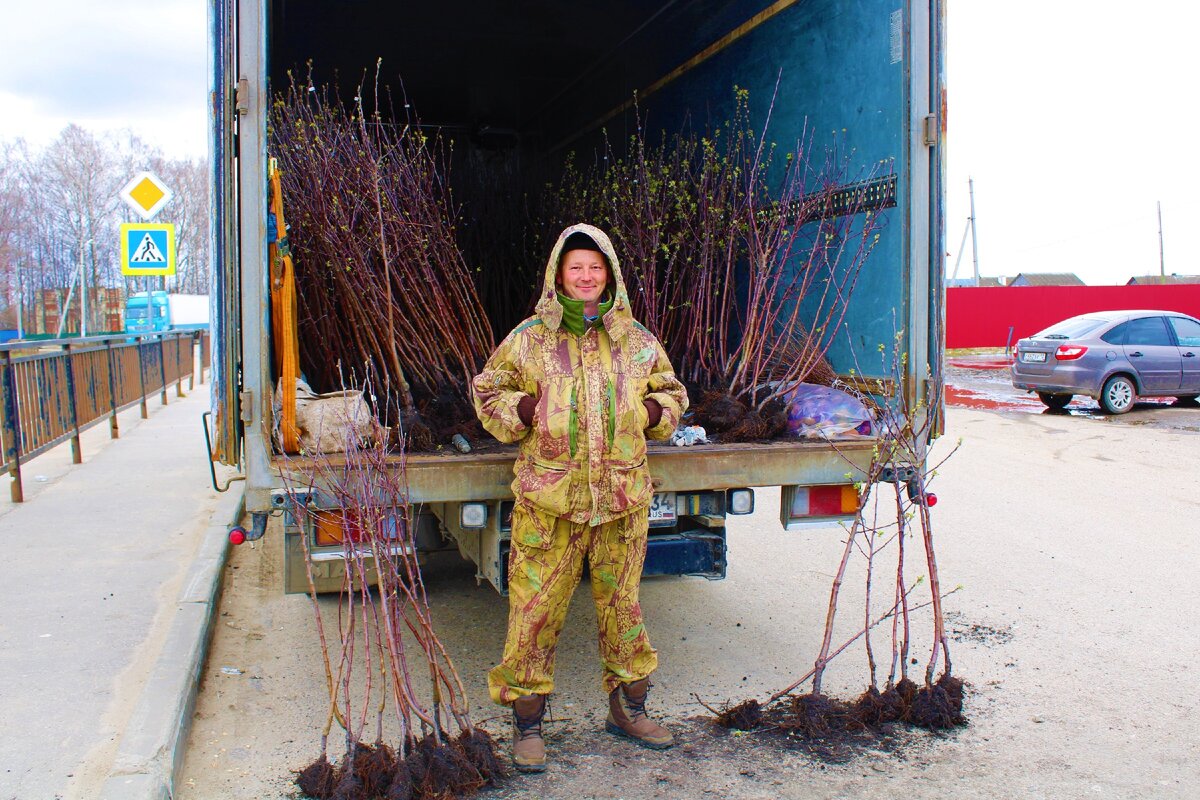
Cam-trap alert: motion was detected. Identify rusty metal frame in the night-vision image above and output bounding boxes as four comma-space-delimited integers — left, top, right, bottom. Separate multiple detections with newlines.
273, 437, 877, 506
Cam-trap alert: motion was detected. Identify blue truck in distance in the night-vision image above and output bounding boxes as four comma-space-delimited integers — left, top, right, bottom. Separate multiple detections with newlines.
125, 292, 210, 334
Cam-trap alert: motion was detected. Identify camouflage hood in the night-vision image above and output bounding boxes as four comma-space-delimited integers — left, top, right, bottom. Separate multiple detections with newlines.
533, 223, 637, 342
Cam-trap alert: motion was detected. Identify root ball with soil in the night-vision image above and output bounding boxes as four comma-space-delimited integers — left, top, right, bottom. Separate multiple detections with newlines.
706, 337, 968, 749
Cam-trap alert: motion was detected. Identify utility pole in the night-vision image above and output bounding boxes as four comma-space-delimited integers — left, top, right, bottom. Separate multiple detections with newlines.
79, 237, 93, 337
57, 275, 77, 338
951, 218, 971, 281
15, 260, 23, 340
968, 177, 980, 286
1157, 200, 1165, 278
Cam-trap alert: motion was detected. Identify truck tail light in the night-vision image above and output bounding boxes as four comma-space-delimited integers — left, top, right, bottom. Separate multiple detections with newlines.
313, 510, 352, 546
780, 484, 859, 529
1054, 345, 1088, 361
312, 509, 403, 547
808, 485, 860, 516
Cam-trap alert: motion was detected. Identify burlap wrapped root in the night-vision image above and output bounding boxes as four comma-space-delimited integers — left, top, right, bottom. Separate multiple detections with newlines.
273, 378, 388, 454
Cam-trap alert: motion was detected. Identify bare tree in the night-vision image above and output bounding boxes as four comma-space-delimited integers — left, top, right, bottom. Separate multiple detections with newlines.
0, 144, 24, 327
0, 127, 211, 334
159, 157, 211, 294
44, 125, 123, 331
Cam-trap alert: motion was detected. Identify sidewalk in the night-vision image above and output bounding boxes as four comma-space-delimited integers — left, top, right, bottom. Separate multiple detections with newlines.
0, 381, 241, 800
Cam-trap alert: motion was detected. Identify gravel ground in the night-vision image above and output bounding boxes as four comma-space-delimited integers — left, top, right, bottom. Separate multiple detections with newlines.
179, 404, 1200, 799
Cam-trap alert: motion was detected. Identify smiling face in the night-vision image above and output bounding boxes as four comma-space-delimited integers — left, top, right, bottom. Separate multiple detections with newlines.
557, 248, 609, 310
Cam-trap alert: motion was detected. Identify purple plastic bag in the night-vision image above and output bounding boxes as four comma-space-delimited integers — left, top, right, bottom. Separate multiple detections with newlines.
783, 383, 874, 439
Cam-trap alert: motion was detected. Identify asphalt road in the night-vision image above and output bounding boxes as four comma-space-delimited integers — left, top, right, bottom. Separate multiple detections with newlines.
0, 384, 227, 800
179, 399, 1200, 799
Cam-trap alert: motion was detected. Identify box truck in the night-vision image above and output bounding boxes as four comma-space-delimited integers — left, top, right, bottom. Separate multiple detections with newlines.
125, 291, 210, 333
209, 0, 945, 593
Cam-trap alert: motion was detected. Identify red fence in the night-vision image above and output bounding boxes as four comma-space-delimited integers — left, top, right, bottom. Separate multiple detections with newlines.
946, 285, 1200, 349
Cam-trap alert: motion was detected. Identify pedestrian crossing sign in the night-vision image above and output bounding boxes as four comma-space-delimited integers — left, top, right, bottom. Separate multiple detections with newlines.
120, 222, 176, 276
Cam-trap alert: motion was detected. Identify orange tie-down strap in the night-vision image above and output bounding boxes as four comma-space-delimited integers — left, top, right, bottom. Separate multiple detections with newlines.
269, 158, 301, 453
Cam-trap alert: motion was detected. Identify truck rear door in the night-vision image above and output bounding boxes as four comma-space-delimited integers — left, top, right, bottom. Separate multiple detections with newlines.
210, 0, 242, 465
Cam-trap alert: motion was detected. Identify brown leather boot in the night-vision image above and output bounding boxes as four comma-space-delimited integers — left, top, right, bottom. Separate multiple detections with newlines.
511, 694, 547, 772
605, 679, 674, 750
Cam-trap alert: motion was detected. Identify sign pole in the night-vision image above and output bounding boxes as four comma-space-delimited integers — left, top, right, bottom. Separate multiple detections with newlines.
118, 171, 176, 333
968, 177, 980, 287
1158, 200, 1165, 278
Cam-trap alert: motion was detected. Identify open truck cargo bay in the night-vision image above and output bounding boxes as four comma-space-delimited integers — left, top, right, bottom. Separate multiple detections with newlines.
211, 0, 944, 588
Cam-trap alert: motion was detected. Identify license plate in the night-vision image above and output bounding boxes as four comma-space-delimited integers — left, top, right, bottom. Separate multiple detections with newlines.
1021, 352, 1047, 363
648, 492, 676, 522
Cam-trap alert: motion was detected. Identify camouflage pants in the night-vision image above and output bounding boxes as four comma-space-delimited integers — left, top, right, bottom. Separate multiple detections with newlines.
488, 504, 657, 705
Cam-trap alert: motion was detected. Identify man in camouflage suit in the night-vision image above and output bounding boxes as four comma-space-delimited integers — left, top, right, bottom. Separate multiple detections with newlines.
473, 223, 688, 772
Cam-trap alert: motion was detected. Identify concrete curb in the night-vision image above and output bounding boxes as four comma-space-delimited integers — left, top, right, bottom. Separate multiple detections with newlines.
98, 487, 245, 800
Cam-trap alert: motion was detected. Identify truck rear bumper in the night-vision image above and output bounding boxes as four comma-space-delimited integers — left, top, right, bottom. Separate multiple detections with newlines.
266, 438, 876, 509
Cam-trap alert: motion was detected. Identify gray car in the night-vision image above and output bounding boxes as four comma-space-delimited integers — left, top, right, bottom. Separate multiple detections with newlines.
1011, 310, 1200, 413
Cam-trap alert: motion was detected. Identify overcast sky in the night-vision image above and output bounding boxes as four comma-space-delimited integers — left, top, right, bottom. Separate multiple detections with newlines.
0, 0, 208, 159
946, 2, 1200, 285
2, 1, 1197, 286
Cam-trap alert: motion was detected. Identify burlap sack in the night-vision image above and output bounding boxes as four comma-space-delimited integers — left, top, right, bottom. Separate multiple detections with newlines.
296, 389, 383, 454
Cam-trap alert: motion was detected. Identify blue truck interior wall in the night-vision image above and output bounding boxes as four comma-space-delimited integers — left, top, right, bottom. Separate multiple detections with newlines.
564, 0, 906, 380
668, 2, 901, 381
266, 1, 909, 380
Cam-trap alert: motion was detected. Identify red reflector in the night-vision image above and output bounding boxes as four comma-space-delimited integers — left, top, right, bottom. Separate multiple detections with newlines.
809, 485, 859, 516
228, 528, 246, 546
925, 493, 938, 507
1054, 345, 1088, 361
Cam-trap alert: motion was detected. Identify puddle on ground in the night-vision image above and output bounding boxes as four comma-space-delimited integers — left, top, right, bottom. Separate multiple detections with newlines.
945, 356, 1012, 372
944, 385, 1042, 413
944, 358, 1190, 429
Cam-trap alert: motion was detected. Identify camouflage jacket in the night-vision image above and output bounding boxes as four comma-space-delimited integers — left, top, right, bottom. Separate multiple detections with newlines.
472, 224, 689, 525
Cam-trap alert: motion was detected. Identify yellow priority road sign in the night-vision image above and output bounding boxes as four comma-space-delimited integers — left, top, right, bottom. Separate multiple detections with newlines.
120, 171, 174, 220
121, 223, 176, 276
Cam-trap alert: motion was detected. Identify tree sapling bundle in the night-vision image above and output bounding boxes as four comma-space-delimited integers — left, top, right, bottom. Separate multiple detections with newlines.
706, 337, 966, 746
281, 385, 504, 799
270, 70, 495, 448
538, 88, 889, 441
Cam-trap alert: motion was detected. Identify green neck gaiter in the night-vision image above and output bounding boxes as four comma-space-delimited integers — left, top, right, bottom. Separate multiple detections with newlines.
557, 292, 614, 336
